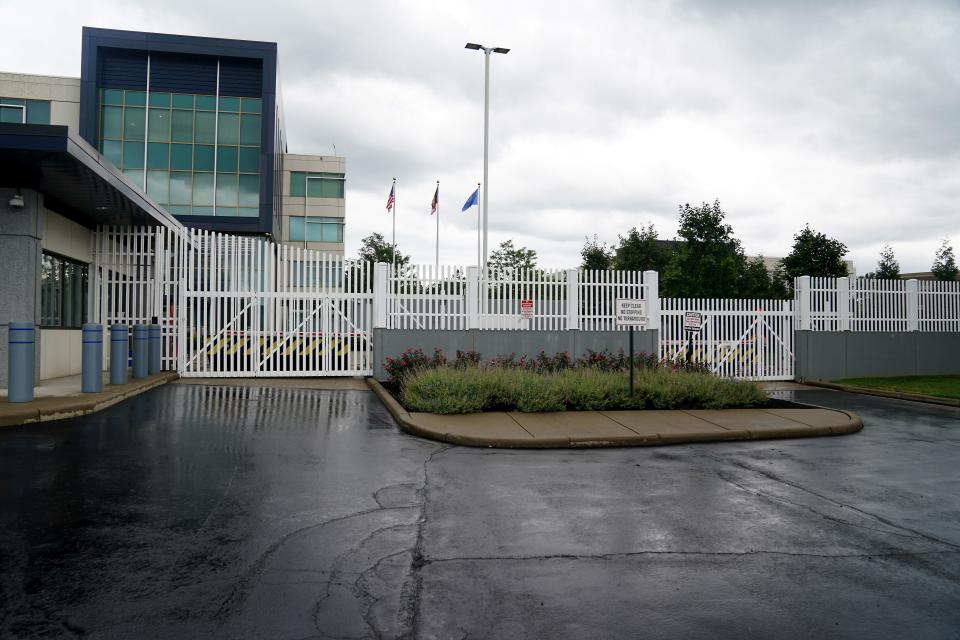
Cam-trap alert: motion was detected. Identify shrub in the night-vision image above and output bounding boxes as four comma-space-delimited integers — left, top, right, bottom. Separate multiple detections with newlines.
400, 367, 767, 414
384, 348, 447, 382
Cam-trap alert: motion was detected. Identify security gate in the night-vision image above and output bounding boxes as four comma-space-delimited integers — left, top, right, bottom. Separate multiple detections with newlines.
659, 298, 795, 380
93, 226, 373, 377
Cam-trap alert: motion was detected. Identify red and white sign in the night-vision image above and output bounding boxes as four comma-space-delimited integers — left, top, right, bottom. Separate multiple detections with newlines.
520, 299, 534, 320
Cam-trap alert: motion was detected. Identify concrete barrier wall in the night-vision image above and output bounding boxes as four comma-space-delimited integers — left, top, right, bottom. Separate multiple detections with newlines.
373, 329, 658, 381
795, 331, 960, 380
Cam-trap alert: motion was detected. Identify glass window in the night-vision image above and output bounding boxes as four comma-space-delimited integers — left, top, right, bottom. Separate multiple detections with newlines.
239, 114, 260, 145
216, 172, 238, 206
171, 110, 193, 142
147, 170, 169, 204
218, 96, 241, 112
242, 97, 262, 114
123, 106, 146, 141
215, 207, 238, 217
216, 146, 238, 172
307, 176, 344, 198
40, 254, 61, 326
122, 141, 145, 169
146, 142, 169, 169
41, 253, 87, 328
149, 92, 171, 108
194, 145, 215, 171
192, 206, 214, 216
238, 147, 259, 173
0, 105, 25, 123
289, 217, 343, 242
238, 174, 259, 207
102, 140, 122, 166
194, 111, 216, 144
289, 171, 306, 197
147, 109, 171, 142
192, 173, 214, 206
103, 89, 124, 105
124, 90, 146, 106
238, 207, 259, 217
169, 171, 193, 205
195, 94, 216, 111
122, 168, 144, 186
25, 100, 51, 124
101, 106, 123, 139
170, 143, 192, 170
168, 205, 192, 216
172, 94, 194, 109
217, 113, 239, 145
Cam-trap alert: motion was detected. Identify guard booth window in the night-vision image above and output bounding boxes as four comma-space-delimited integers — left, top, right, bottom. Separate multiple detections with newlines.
41, 252, 88, 328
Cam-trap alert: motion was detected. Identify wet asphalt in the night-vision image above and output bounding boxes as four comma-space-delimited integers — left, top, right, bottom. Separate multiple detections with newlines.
0, 383, 958, 639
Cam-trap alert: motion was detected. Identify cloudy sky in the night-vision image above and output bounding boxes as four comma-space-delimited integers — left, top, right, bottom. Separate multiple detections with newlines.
2, 0, 958, 273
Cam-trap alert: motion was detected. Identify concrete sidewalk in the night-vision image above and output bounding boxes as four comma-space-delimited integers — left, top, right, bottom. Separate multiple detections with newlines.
0, 372, 177, 426
368, 379, 862, 448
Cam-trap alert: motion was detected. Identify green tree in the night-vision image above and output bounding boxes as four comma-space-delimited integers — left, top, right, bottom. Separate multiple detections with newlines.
661, 200, 746, 298
612, 224, 671, 272
866, 244, 900, 279
358, 232, 409, 267
741, 257, 789, 299
489, 239, 537, 272
580, 235, 613, 270
778, 225, 849, 284
932, 239, 959, 281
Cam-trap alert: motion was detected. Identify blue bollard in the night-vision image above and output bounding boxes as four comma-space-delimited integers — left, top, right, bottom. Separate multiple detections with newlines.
148, 324, 162, 374
81, 324, 103, 393
132, 325, 149, 379
110, 325, 129, 385
7, 322, 35, 403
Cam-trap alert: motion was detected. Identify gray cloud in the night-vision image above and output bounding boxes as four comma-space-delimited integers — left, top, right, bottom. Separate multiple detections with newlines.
2, 0, 957, 272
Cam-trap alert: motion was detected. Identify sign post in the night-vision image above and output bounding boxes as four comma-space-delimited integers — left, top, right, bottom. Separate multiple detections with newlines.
615, 299, 648, 397
683, 311, 703, 364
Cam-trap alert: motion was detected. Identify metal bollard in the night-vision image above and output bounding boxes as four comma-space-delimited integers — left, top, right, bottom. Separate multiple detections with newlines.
81, 324, 103, 393
7, 322, 35, 403
148, 324, 161, 374
110, 325, 129, 385
132, 325, 149, 379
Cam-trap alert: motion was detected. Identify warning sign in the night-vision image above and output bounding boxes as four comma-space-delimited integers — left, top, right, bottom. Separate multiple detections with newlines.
615, 299, 647, 328
684, 311, 703, 332
520, 299, 534, 320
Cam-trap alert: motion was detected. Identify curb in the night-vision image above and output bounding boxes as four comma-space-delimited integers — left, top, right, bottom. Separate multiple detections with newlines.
804, 380, 960, 408
0, 372, 179, 427
367, 378, 863, 449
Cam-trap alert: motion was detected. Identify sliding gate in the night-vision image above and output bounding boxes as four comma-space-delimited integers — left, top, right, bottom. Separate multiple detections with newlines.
659, 298, 795, 380
93, 226, 373, 377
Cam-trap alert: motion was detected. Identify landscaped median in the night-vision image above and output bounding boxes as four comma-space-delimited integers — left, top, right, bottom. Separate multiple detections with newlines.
369, 349, 862, 448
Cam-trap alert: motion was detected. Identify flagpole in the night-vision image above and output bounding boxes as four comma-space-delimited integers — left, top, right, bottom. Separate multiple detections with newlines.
435, 181, 440, 273
476, 182, 481, 272
391, 177, 397, 268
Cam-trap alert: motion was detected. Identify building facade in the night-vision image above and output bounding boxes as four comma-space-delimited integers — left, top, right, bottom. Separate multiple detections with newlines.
0, 27, 345, 386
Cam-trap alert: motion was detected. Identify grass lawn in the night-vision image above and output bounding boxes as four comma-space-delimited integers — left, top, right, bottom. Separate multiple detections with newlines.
834, 375, 960, 400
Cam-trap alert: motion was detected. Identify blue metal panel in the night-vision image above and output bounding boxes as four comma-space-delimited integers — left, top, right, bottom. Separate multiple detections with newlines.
219, 58, 263, 97
98, 48, 147, 89
150, 52, 217, 94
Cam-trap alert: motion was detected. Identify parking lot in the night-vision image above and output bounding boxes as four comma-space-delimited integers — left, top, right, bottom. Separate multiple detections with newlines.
1, 383, 958, 639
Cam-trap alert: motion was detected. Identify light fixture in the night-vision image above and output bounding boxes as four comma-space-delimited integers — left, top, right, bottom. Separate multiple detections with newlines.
8, 189, 24, 209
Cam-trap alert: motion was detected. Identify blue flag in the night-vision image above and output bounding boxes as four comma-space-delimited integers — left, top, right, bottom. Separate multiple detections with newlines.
461, 188, 479, 212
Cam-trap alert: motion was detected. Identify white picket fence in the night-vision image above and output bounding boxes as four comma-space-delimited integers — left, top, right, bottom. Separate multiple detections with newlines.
660, 298, 795, 380
796, 276, 960, 332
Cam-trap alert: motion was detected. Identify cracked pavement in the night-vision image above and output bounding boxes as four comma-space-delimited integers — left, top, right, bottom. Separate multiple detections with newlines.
1, 384, 958, 638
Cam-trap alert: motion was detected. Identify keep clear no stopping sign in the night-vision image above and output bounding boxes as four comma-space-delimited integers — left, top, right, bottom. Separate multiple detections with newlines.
615, 299, 647, 328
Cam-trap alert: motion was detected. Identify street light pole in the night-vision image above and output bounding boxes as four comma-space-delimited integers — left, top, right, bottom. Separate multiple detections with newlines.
466, 43, 509, 270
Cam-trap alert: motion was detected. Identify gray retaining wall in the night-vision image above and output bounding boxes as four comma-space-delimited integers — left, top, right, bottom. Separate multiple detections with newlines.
795, 330, 960, 380
372, 329, 658, 381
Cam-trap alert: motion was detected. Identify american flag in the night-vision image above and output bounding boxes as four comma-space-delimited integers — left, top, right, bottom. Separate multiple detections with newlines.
430, 184, 439, 215
386, 183, 395, 212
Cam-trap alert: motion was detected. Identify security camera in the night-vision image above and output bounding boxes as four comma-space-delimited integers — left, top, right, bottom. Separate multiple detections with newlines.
9, 193, 24, 209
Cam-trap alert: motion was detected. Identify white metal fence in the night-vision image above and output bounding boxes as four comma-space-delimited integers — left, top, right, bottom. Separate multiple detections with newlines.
660, 298, 795, 380
796, 276, 960, 332
383, 264, 659, 332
